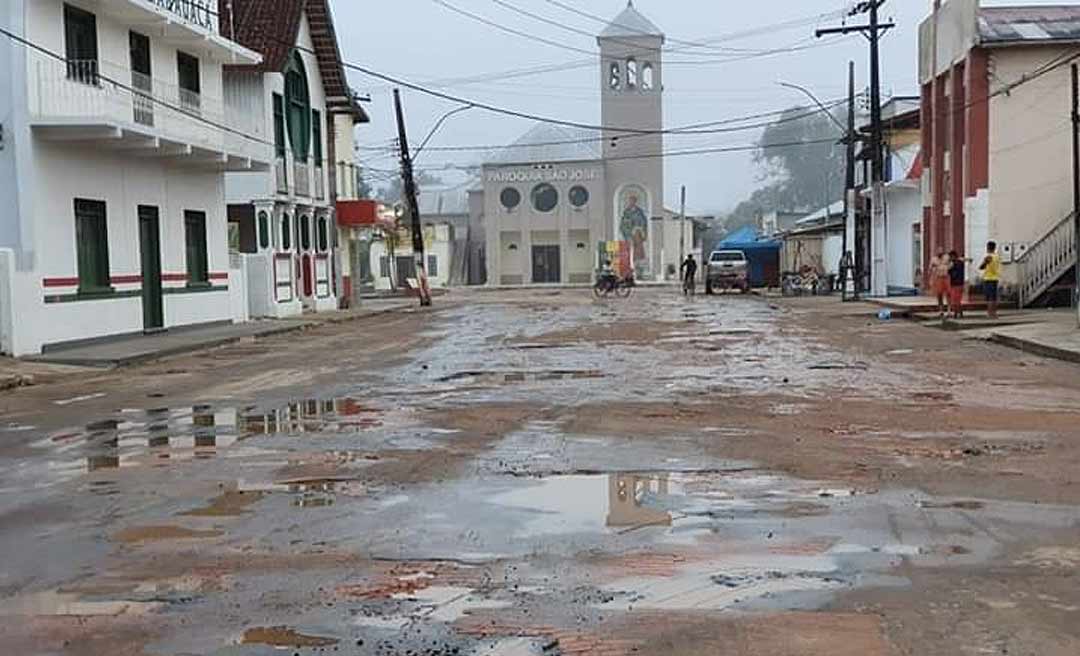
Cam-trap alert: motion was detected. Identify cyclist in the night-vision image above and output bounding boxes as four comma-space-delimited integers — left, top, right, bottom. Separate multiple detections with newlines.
680, 254, 698, 296
598, 259, 618, 294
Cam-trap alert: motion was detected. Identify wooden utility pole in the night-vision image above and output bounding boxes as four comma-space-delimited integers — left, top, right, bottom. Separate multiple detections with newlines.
1072, 65, 1080, 324
393, 89, 431, 307
679, 185, 686, 269
818, 1, 893, 297
844, 61, 857, 300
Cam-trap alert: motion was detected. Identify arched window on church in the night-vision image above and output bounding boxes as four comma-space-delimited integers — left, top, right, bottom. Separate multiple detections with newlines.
642, 63, 655, 91
626, 58, 638, 89
609, 62, 621, 90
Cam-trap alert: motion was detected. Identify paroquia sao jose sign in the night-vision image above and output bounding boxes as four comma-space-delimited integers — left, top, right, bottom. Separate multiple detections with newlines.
485, 167, 601, 184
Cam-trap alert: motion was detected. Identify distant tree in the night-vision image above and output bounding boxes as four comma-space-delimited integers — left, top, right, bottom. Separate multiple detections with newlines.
378, 171, 443, 204
723, 105, 847, 231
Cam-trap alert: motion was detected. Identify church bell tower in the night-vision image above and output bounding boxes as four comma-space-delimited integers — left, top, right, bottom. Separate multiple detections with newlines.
598, 1, 665, 277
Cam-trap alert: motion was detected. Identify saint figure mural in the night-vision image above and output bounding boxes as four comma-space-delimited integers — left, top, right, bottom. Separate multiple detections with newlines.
619, 187, 649, 272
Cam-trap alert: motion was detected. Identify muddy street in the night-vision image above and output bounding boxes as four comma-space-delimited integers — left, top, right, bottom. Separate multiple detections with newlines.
2, 288, 1080, 655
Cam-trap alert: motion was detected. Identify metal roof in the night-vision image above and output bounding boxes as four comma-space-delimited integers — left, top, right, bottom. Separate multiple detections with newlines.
486, 122, 602, 165
599, 1, 664, 39
979, 6, 1080, 45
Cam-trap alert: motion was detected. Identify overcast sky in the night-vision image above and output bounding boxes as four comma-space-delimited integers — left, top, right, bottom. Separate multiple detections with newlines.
334, 0, 1073, 214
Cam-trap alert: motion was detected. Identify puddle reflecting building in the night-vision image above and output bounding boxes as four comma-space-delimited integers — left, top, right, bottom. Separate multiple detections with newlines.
607, 474, 672, 528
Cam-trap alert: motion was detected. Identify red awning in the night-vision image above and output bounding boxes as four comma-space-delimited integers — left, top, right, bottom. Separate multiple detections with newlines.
337, 199, 379, 227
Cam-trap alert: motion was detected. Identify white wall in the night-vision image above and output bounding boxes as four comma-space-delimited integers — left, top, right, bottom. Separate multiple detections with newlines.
988, 46, 1075, 285
0, 249, 13, 354
12, 142, 232, 354
886, 186, 921, 290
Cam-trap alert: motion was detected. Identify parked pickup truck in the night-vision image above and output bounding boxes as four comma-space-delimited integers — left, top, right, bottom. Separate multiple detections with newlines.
705, 250, 750, 295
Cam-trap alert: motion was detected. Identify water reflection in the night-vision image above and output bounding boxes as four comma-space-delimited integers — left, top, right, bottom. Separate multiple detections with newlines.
69, 397, 381, 473
607, 474, 672, 528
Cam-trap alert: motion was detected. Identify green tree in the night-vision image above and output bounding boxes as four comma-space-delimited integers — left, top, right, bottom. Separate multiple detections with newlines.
378, 171, 443, 204
724, 105, 846, 230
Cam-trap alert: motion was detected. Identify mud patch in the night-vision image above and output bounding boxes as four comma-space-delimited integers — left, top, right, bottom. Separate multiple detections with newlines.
113, 525, 223, 544
179, 490, 264, 517
241, 626, 338, 647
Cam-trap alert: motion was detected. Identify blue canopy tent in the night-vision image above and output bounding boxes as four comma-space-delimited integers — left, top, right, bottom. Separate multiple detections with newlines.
715, 226, 781, 288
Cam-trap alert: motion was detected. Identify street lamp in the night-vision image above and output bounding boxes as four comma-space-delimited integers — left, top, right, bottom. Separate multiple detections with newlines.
414, 104, 474, 162
777, 81, 847, 132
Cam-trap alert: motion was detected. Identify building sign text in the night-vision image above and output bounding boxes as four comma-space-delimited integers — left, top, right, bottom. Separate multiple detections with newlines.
486, 167, 600, 184
151, 0, 216, 32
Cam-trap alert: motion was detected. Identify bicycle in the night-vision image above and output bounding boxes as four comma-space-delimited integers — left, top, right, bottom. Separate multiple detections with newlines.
682, 275, 696, 296
594, 274, 634, 299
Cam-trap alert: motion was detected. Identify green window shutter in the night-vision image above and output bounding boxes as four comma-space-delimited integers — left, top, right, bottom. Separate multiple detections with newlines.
74, 199, 110, 293
258, 211, 270, 249
184, 211, 209, 284
317, 217, 328, 251
284, 52, 310, 162
281, 214, 292, 250
272, 93, 286, 158
312, 109, 322, 165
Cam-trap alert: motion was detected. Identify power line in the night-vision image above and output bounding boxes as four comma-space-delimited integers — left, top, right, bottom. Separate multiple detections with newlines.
539, 0, 853, 53
432, 0, 852, 66
356, 100, 854, 154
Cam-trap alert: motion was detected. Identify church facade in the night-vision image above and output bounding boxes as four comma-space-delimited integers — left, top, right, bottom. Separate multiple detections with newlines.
482, 2, 676, 285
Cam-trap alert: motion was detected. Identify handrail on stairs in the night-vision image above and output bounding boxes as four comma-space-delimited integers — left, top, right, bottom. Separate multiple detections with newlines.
1015, 212, 1076, 308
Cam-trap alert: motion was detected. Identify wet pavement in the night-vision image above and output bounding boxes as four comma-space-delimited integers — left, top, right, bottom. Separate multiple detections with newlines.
2, 288, 1080, 655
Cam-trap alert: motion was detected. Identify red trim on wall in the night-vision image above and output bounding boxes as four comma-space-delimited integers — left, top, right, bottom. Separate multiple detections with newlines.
42, 277, 80, 288
951, 62, 966, 255
111, 274, 142, 285
966, 49, 990, 195
161, 273, 189, 282
209, 272, 228, 280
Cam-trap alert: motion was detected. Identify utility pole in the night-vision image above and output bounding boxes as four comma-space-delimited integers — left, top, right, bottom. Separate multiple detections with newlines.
818, 1, 893, 298
1072, 65, 1080, 325
392, 89, 431, 307
844, 60, 857, 301
679, 185, 686, 271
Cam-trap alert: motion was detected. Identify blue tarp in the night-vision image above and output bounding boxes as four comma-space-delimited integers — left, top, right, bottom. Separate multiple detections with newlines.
717, 226, 781, 251
713, 226, 781, 287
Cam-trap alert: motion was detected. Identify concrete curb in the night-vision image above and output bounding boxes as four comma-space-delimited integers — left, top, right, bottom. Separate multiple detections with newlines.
26, 304, 417, 369
989, 333, 1080, 364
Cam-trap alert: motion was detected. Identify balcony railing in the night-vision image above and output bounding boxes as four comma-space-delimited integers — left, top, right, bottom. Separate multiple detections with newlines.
314, 164, 325, 200
178, 87, 202, 117
275, 155, 289, 194
294, 160, 311, 197
131, 70, 154, 126
30, 54, 264, 160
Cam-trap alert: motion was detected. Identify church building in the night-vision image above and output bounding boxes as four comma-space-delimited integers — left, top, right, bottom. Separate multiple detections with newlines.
481, 2, 686, 285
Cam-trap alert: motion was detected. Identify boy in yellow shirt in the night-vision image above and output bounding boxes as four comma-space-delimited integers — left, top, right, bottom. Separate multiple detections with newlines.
979, 241, 1002, 319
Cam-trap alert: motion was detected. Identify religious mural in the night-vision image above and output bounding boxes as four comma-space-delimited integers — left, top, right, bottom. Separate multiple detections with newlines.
618, 185, 649, 274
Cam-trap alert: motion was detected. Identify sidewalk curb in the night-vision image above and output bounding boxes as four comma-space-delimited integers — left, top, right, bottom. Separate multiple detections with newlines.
989, 333, 1080, 364
26, 304, 417, 369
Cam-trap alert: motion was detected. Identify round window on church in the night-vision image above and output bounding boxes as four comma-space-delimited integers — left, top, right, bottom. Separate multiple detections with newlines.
531, 183, 559, 213
500, 187, 522, 211
569, 185, 590, 208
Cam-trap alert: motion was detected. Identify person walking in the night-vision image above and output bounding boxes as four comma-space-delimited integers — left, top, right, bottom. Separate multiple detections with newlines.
979, 241, 1002, 319
680, 254, 698, 296
948, 250, 967, 320
930, 250, 951, 317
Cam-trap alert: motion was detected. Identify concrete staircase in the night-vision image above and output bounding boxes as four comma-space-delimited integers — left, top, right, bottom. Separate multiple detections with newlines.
1017, 214, 1076, 308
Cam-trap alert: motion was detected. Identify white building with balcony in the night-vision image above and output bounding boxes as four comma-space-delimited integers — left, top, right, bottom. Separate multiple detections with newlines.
222, 0, 368, 318
0, 0, 270, 356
